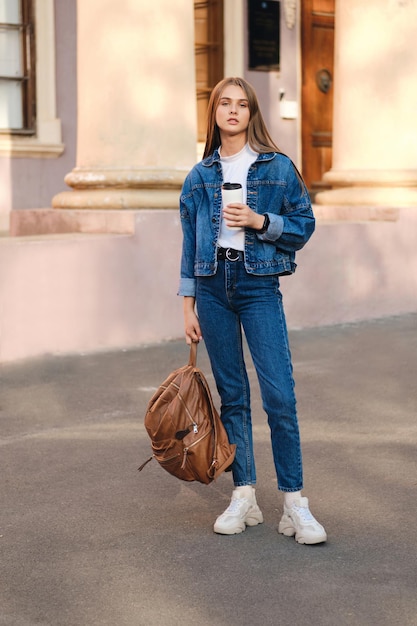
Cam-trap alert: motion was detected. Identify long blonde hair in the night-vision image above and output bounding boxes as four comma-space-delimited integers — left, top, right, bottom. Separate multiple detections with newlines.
203, 77, 283, 159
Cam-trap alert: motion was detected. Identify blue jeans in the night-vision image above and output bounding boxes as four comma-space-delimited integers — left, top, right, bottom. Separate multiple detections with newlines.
196, 258, 303, 492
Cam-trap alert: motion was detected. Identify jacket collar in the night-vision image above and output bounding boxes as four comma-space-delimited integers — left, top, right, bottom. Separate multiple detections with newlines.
201, 148, 276, 167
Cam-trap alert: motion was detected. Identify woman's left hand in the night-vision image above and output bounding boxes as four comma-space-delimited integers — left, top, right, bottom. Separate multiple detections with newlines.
223, 203, 265, 230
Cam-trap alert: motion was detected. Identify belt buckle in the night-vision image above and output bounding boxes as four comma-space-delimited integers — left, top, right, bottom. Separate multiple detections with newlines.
226, 248, 240, 261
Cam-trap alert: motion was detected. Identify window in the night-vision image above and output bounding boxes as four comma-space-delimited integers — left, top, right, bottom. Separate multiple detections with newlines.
0, 0, 63, 157
0, 0, 36, 133
194, 0, 224, 142
248, 0, 280, 72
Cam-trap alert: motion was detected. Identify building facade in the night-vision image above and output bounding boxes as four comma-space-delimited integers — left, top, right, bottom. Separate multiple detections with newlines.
0, 0, 416, 362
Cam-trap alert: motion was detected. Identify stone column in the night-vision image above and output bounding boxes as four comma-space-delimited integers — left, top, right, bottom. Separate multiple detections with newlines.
316, 0, 417, 206
53, 0, 197, 210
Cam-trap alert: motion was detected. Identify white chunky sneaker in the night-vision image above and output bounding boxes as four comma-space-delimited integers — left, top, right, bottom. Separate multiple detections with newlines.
278, 496, 327, 544
214, 487, 264, 535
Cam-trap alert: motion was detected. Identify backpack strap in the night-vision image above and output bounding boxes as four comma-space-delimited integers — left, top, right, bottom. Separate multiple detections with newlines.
138, 456, 153, 471
206, 393, 219, 478
190, 342, 229, 479
195, 370, 222, 479
188, 341, 198, 367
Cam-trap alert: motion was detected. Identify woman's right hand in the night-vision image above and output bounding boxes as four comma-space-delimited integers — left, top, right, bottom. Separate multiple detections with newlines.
183, 297, 202, 345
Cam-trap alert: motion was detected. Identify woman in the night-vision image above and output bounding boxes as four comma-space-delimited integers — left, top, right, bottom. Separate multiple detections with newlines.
178, 77, 326, 544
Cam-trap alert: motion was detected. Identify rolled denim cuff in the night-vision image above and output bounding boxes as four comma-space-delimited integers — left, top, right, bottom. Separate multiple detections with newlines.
177, 277, 196, 297
256, 213, 284, 242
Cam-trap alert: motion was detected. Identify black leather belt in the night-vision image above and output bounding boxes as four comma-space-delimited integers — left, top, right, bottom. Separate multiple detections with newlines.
217, 247, 244, 261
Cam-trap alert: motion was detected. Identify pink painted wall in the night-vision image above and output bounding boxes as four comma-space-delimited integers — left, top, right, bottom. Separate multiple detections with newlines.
1, 207, 416, 363
282, 207, 417, 328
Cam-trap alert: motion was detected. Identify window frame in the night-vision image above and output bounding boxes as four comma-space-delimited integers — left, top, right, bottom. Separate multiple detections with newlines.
0, 0, 63, 157
0, 0, 36, 134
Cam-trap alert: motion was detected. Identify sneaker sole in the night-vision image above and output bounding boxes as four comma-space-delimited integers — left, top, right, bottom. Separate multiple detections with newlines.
213, 522, 246, 535
214, 509, 264, 535
278, 520, 327, 544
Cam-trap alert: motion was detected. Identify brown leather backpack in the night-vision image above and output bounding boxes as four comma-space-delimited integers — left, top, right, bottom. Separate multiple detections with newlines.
139, 342, 236, 484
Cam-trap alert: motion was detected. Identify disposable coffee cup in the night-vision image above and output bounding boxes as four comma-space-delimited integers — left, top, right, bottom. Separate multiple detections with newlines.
222, 183, 243, 229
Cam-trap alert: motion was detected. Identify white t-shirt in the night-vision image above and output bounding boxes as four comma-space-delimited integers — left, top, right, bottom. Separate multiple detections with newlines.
218, 143, 258, 251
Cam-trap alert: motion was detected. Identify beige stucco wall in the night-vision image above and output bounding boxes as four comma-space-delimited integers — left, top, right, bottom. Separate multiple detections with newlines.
317, 0, 417, 205
53, 0, 197, 211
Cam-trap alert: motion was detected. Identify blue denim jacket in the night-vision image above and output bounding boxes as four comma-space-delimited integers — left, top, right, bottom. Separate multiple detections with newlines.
178, 149, 315, 297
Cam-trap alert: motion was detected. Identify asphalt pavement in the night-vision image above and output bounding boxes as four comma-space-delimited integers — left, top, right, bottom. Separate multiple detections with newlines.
1, 314, 416, 626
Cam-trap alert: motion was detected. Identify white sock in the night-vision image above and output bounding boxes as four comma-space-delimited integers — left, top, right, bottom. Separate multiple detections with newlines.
234, 485, 255, 498
284, 491, 302, 508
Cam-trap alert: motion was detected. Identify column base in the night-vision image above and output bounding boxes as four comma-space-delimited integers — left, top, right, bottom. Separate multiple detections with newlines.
52, 188, 182, 210
52, 167, 189, 210
316, 187, 417, 207
316, 169, 417, 206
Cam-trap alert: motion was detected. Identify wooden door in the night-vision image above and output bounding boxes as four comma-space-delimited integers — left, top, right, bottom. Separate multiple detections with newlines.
301, 0, 335, 196
194, 0, 224, 142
